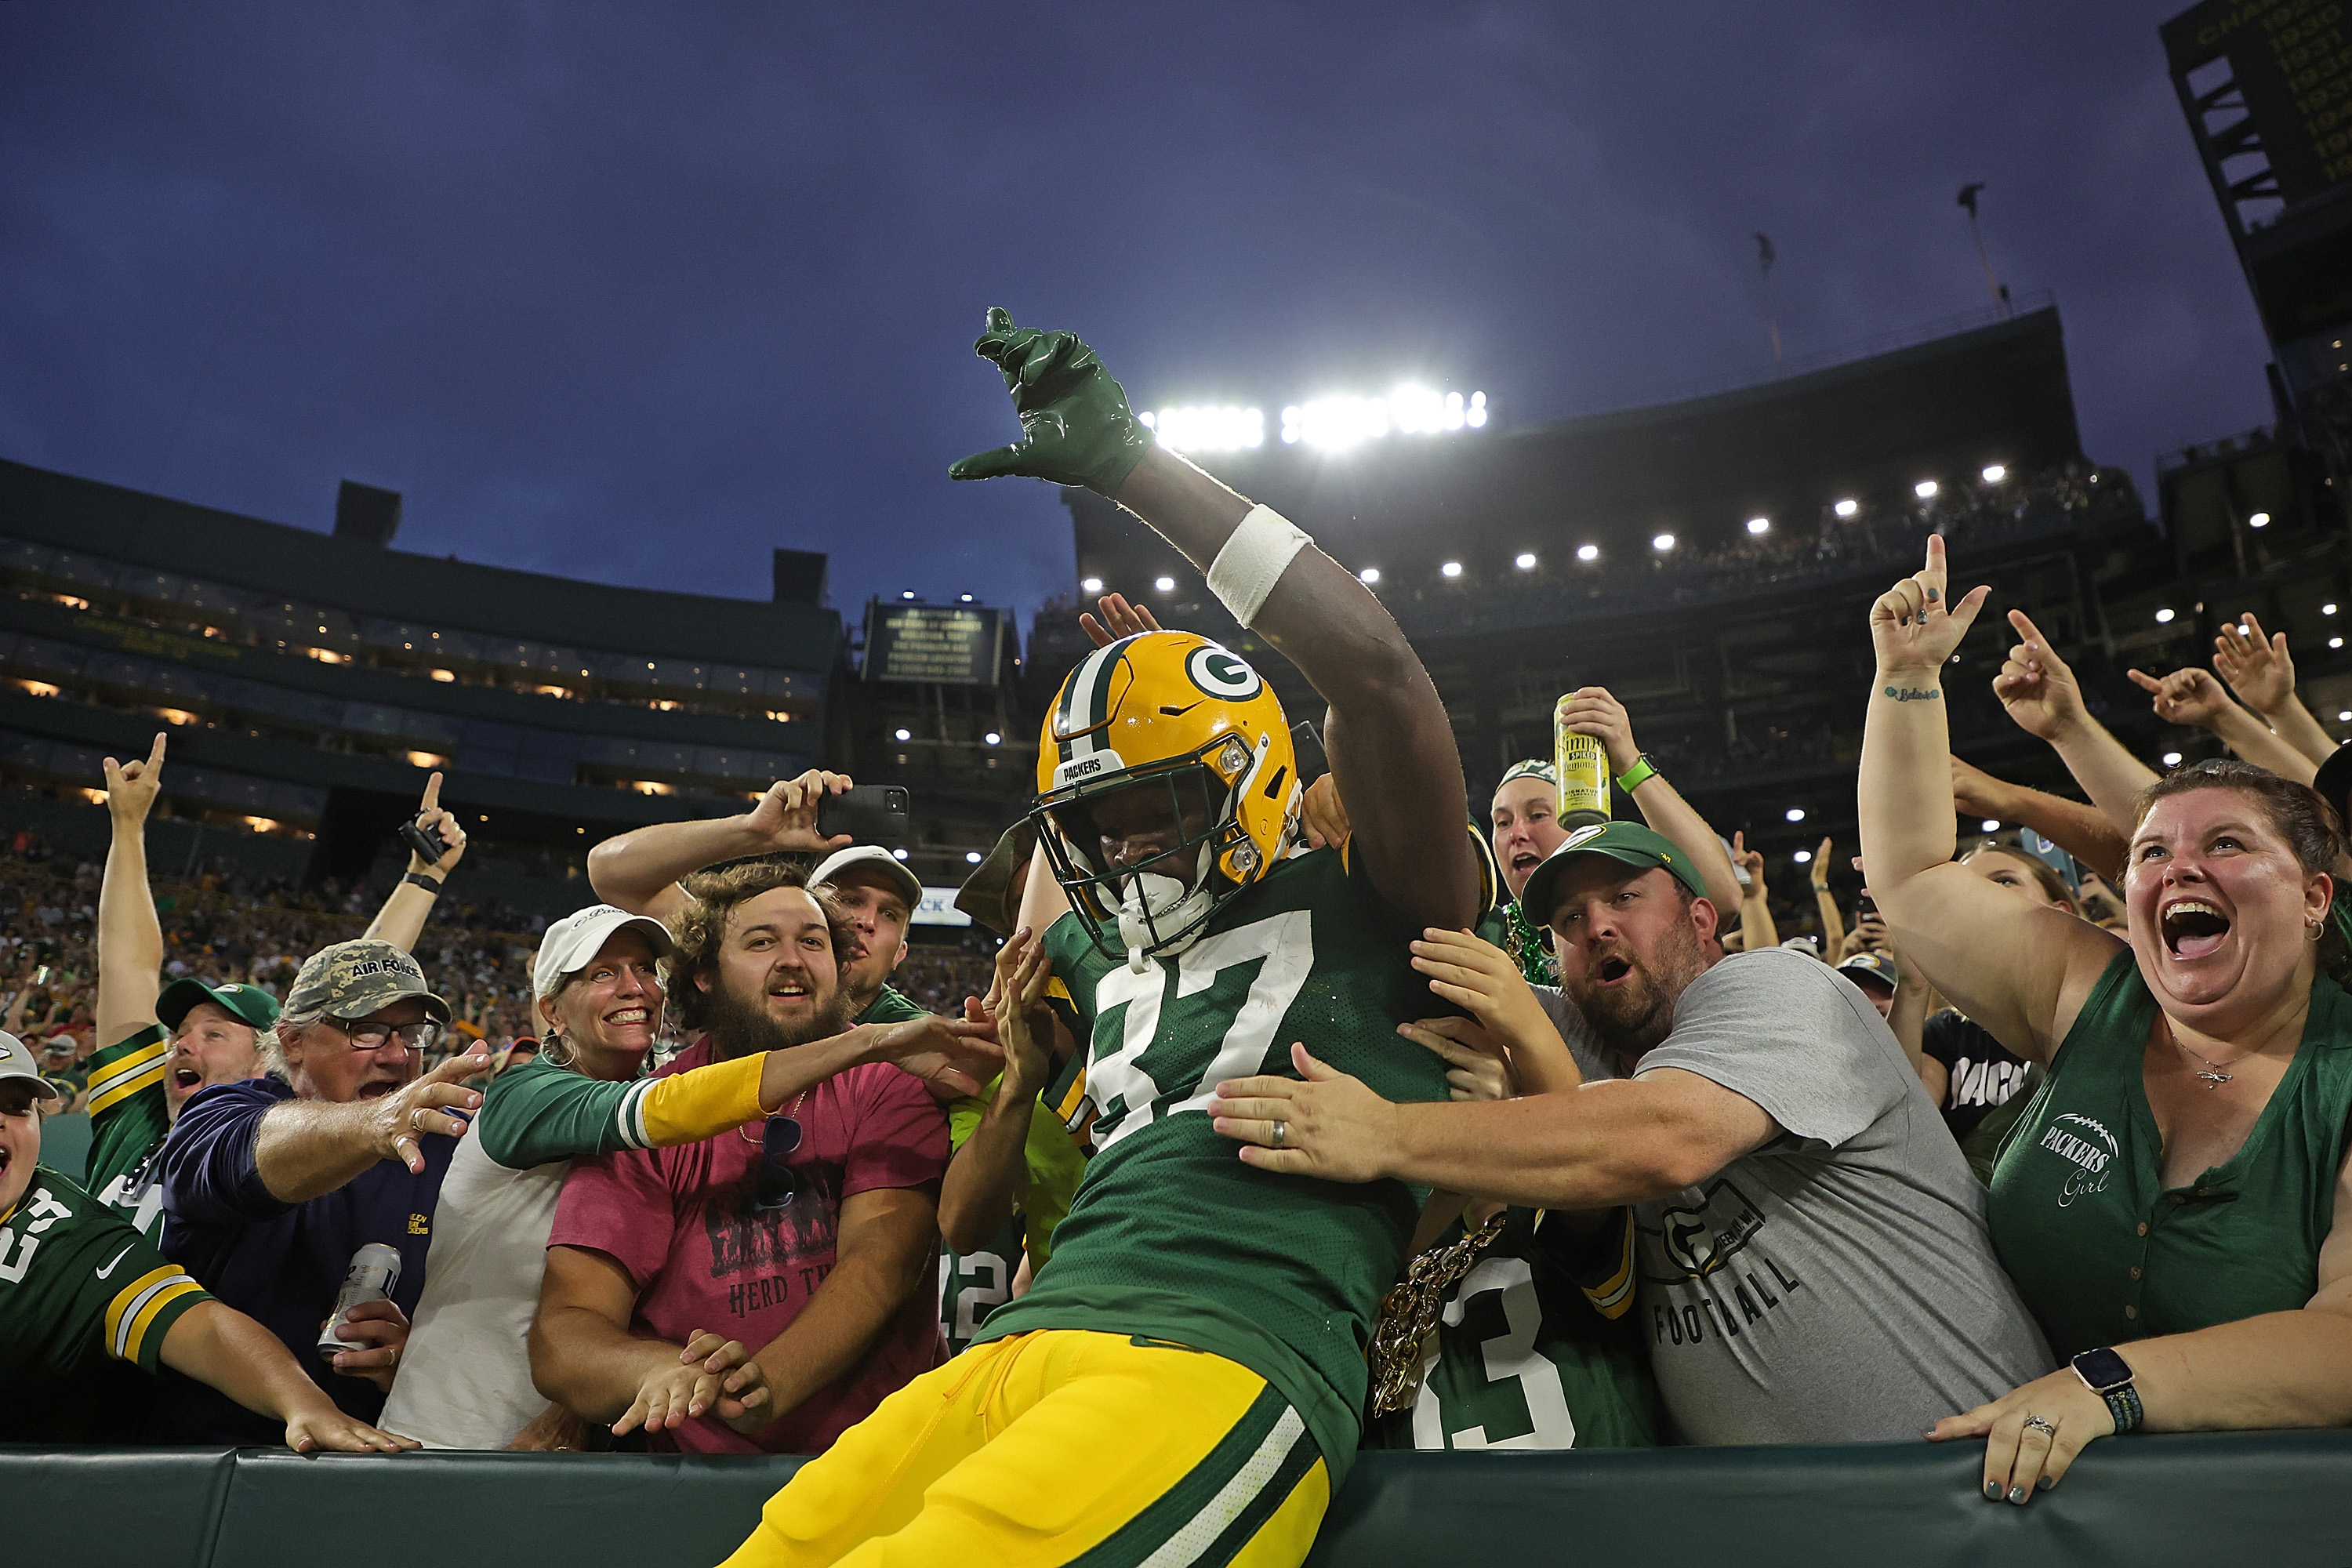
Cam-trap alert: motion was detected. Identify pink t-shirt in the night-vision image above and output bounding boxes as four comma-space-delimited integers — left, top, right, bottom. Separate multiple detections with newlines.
548, 1040, 949, 1454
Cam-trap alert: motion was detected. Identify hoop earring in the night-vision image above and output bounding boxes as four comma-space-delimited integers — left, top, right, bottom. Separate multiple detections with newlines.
541, 1029, 576, 1069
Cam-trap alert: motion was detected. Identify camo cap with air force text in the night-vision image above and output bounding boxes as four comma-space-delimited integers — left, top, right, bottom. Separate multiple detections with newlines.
285, 939, 452, 1025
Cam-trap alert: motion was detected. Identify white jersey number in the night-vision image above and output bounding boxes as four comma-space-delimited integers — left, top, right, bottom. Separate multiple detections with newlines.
1085, 912, 1314, 1153
1410, 1254, 1580, 1450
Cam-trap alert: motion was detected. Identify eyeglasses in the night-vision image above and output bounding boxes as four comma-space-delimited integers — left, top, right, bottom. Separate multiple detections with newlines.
748, 1112, 804, 1211
327, 1018, 440, 1054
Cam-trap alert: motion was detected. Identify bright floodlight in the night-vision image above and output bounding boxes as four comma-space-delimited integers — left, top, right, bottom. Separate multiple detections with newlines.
2327, 603, 2340, 615
1652, 533, 1675, 553
1982, 819, 2001, 833
1468, 390, 1488, 427
1080, 575, 1104, 593
984, 731, 1001, 745
899, 590, 916, 601
1792, 849, 1812, 864
1785, 807, 1806, 822
1747, 517, 1769, 535
1283, 388, 1488, 448
1142, 405, 1263, 452
965, 851, 983, 864
1359, 566, 1381, 585
1577, 543, 1599, 562
1915, 480, 1940, 499
959, 593, 975, 603
1514, 551, 1537, 570
2249, 511, 2271, 528
1440, 561, 1465, 579
2155, 608, 2175, 624
1982, 464, 2006, 484
893, 728, 912, 742
2339, 710, 2351, 723
1834, 498, 1860, 518
1153, 575, 1176, 593
2161, 752, 2183, 767
891, 848, 909, 861
2333, 637, 2346, 649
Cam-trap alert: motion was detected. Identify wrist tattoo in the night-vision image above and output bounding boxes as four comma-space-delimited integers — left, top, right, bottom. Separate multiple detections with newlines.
1882, 685, 1941, 702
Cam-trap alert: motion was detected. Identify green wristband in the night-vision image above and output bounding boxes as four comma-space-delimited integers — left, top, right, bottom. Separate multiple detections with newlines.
1613, 754, 1660, 793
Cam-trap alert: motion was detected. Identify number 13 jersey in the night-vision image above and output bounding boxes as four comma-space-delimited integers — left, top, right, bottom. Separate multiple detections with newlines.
971, 844, 1452, 1483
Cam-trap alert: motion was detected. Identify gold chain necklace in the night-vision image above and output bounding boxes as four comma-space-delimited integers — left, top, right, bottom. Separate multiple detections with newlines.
1367, 1210, 1511, 1416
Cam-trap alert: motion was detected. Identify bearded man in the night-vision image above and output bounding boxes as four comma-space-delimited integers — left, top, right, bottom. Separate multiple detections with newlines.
1212, 821, 2053, 1444
530, 860, 949, 1455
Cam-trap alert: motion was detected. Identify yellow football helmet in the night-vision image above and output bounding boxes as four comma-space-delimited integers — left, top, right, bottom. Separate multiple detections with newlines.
1033, 630, 1300, 967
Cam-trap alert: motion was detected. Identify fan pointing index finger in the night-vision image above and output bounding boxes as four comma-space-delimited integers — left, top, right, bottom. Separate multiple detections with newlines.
418, 771, 442, 815
1924, 532, 1949, 606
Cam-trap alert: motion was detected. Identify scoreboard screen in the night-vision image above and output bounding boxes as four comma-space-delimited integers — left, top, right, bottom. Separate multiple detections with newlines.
2165, 0, 2352, 206
863, 604, 1004, 685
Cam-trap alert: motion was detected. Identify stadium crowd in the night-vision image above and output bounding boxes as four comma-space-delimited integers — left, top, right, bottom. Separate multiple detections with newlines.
4, 312, 2348, 1568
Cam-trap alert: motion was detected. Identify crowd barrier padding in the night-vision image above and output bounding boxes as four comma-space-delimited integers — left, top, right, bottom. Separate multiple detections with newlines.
7, 1431, 2350, 1566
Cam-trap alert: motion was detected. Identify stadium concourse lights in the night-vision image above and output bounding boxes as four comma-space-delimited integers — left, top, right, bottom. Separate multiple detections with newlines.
1791, 849, 1813, 864
894, 728, 913, 742
1746, 517, 1770, 535
2162, 751, 2184, 767
2333, 637, 2346, 649
1576, 543, 1600, 562
965, 851, 984, 864
1153, 575, 1176, 593
1833, 498, 1860, 518
1915, 480, 1940, 499
1785, 807, 1806, 822
1515, 551, 1538, 570
1081, 575, 1104, 593
2156, 608, 2176, 624
1440, 561, 1465, 579
959, 593, 977, 603
899, 590, 916, 601
1359, 566, 1381, 584
2249, 511, 2270, 528
984, 731, 1002, 745
1651, 533, 1675, 553
2327, 603, 2340, 615
1982, 819, 2002, 833
1981, 464, 2007, 484
891, 848, 910, 861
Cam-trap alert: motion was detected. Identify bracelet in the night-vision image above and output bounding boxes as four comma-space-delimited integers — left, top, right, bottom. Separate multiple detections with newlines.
1613, 753, 1660, 793
2101, 1381, 2143, 1434
1205, 504, 1312, 627
402, 872, 445, 894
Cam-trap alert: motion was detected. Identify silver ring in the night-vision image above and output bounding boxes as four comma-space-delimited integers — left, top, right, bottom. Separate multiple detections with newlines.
409, 1108, 426, 1132
2021, 1415, 2058, 1437
1272, 1120, 1287, 1149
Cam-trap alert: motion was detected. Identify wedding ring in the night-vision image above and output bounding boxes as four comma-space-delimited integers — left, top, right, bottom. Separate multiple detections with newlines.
409, 1108, 426, 1132
1272, 1120, 1287, 1149
2021, 1415, 2057, 1436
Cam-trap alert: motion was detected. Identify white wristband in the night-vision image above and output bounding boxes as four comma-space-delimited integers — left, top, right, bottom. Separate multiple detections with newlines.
1205, 505, 1312, 627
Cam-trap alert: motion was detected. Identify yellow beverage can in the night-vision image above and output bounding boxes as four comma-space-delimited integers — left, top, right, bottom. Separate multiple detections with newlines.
1553, 697, 1611, 828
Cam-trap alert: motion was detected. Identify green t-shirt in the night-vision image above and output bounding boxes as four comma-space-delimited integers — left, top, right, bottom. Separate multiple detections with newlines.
82, 1023, 175, 1240
1363, 1210, 1659, 1451
1, 1166, 215, 1440
857, 984, 928, 1025
972, 844, 1454, 1486
1988, 949, 2352, 1359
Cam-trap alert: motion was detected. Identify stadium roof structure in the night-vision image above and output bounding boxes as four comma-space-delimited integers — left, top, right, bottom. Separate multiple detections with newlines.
1070, 300, 2084, 588
0, 458, 840, 673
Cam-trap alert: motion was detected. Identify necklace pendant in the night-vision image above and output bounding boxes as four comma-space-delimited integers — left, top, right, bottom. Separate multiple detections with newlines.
2196, 1069, 2230, 1088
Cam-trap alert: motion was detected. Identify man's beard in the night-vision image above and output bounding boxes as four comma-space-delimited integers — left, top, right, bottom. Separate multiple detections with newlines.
701, 975, 853, 1060
1564, 917, 1709, 1065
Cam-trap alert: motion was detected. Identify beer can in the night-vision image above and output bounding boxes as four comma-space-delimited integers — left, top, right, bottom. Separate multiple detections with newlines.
318, 1242, 402, 1362
1553, 698, 1612, 829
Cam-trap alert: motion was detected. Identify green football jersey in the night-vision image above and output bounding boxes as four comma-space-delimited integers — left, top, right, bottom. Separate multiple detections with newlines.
972, 844, 1453, 1486
81, 1023, 174, 1240
1, 1165, 214, 1440
856, 983, 928, 1025
1363, 1210, 1660, 1451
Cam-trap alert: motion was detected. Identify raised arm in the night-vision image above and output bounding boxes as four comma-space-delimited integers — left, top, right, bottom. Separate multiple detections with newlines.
586, 771, 852, 926
1858, 539, 2120, 1063
1994, 610, 2158, 835
96, 734, 169, 1050
1951, 756, 2129, 882
1809, 839, 1845, 959
2215, 612, 2337, 766
1730, 833, 1778, 952
2129, 666, 2317, 785
1558, 687, 1744, 912
363, 772, 470, 951
949, 308, 1475, 931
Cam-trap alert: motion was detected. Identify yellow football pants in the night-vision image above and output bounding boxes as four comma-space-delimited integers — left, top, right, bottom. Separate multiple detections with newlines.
717, 1330, 1330, 1568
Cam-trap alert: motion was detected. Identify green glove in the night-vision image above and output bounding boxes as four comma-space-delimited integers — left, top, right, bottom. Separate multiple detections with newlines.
948, 307, 1155, 497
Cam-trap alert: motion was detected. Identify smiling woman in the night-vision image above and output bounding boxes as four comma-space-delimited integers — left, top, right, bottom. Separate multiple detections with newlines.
1856, 538, 2352, 1509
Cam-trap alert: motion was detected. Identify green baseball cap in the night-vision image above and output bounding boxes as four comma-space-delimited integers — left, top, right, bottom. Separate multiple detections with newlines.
158, 978, 282, 1033
1519, 819, 1711, 928
285, 939, 452, 1026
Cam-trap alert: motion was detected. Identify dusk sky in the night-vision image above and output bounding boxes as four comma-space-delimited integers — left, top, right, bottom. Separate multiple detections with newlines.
0, 4, 2267, 625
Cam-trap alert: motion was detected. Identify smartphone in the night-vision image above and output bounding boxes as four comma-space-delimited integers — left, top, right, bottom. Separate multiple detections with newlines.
1856, 893, 1878, 920
1289, 719, 1328, 782
818, 784, 911, 846
398, 817, 451, 866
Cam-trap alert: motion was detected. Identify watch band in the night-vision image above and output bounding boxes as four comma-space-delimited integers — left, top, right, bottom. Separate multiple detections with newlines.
401, 872, 445, 894
1613, 753, 1660, 793
2100, 1381, 2144, 1434
2071, 1347, 2143, 1433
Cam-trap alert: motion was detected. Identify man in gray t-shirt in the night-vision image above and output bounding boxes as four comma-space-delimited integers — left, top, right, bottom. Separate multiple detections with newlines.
1207, 821, 2051, 1444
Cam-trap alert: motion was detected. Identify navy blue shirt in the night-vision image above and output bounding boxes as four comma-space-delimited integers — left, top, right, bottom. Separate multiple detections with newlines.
151, 1076, 455, 1443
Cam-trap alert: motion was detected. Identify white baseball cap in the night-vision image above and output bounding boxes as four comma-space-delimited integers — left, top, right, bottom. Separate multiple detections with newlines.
810, 844, 922, 911
0, 1030, 60, 1102
533, 905, 677, 1000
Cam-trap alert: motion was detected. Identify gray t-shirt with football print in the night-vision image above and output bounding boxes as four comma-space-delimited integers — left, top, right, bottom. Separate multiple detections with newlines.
1537, 948, 2052, 1443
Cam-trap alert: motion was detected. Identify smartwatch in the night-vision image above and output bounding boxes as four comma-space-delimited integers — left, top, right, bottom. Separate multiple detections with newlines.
2071, 1346, 2143, 1433
1613, 753, 1661, 793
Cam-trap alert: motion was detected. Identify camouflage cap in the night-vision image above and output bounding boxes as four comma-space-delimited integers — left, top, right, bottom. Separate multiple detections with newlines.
285, 939, 451, 1026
